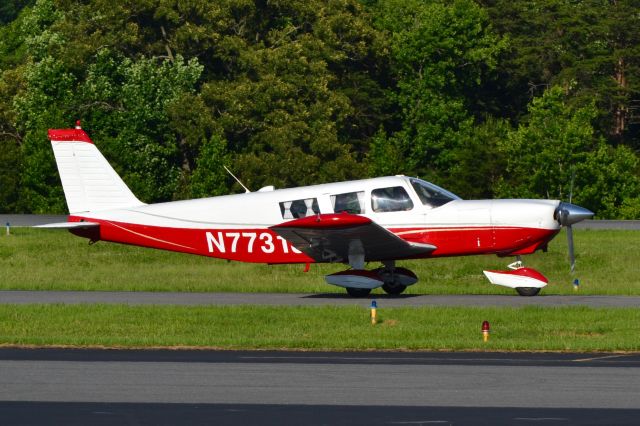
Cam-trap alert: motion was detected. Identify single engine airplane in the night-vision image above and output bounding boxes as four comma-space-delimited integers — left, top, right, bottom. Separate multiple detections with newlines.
39, 122, 594, 297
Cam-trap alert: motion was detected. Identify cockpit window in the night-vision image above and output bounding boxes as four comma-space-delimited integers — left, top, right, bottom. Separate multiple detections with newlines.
371, 186, 414, 212
410, 178, 460, 208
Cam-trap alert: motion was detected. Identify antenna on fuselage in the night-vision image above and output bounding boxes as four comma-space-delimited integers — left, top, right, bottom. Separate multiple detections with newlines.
223, 165, 251, 193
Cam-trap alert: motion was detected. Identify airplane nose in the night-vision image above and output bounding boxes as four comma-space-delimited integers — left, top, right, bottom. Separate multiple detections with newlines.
554, 202, 594, 226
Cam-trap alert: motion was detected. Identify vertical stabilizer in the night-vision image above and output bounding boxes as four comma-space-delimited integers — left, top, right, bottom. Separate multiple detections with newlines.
48, 124, 144, 214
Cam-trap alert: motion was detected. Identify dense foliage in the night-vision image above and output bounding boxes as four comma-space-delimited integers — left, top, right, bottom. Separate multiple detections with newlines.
0, 0, 638, 217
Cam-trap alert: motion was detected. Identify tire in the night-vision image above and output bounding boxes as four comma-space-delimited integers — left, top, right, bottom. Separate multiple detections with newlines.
516, 287, 541, 297
373, 266, 418, 292
346, 287, 372, 297
382, 282, 407, 295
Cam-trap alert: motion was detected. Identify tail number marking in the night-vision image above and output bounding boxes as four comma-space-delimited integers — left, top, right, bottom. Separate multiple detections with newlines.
206, 231, 300, 254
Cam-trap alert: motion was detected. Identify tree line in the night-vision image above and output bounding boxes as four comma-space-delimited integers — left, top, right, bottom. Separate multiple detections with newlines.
0, 0, 639, 218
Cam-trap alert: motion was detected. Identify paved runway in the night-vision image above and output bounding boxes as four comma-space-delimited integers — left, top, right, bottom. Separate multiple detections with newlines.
2, 290, 640, 307
1, 349, 639, 425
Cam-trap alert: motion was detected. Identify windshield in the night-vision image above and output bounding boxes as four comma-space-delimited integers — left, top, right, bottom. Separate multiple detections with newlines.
410, 178, 460, 208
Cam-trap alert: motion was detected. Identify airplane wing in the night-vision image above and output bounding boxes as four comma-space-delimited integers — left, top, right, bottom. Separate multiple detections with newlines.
270, 213, 435, 263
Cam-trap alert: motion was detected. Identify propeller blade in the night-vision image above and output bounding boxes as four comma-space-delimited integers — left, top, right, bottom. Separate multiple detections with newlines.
555, 173, 589, 274
569, 169, 575, 204
567, 225, 575, 273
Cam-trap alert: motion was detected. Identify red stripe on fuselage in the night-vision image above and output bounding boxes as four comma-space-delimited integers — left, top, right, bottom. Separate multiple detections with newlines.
67, 216, 559, 263
390, 226, 559, 257
69, 216, 313, 263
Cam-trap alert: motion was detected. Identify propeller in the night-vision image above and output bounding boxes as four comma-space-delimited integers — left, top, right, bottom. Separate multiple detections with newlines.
554, 201, 594, 273
552, 168, 595, 272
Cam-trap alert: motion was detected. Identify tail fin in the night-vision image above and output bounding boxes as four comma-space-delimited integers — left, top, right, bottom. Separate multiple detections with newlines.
48, 124, 143, 214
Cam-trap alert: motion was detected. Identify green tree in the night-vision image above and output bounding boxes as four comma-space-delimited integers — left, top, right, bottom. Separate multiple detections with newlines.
448, 117, 510, 199
0, 0, 33, 25
200, 0, 382, 190
79, 50, 204, 202
0, 136, 21, 213
371, 0, 507, 190
14, 55, 76, 213
481, 0, 640, 147
0, 41, 26, 212
497, 86, 640, 218
11, 0, 210, 210
0, 5, 31, 212
189, 134, 229, 198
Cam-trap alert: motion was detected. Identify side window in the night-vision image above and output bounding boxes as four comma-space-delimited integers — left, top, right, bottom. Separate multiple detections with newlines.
371, 186, 414, 213
280, 198, 320, 219
331, 191, 365, 214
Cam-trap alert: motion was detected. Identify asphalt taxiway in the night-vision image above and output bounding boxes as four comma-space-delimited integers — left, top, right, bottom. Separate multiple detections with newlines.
1, 349, 640, 425
2, 290, 640, 307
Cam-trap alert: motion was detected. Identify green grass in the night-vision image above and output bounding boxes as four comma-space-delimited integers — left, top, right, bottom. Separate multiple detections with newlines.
1, 228, 639, 295
0, 304, 639, 352
2, 229, 639, 353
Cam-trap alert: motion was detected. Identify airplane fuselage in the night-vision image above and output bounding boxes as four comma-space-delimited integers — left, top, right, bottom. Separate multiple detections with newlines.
67, 176, 561, 264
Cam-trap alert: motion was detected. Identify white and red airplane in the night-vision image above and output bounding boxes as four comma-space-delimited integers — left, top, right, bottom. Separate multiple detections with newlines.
39, 123, 594, 297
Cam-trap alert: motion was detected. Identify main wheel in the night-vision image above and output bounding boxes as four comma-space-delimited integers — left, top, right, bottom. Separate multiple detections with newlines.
382, 282, 407, 295
516, 287, 541, 297
346, 287, 372, 297
374, 266, 415, 295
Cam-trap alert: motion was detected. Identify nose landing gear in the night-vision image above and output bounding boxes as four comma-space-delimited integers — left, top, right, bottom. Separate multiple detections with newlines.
483, 259, 548, 296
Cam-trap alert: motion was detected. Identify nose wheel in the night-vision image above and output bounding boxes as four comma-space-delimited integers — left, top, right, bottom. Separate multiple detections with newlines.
509, 259, 543, 297
515, 287, 541, 296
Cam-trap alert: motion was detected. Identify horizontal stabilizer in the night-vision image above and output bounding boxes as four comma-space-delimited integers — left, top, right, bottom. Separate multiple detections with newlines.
34, 222, 100, 229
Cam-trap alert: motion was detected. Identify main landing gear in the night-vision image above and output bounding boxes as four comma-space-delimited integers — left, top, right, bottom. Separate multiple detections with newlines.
325, 261, 419, 297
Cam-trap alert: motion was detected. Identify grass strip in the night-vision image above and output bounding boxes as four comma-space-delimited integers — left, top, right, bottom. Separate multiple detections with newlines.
1, 304, 639, 352
2, 228, 640, 295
